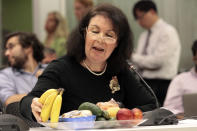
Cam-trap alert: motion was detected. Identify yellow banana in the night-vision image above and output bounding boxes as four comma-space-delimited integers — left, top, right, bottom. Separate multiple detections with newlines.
50, 89, 64, 123
39, 89, 58, 104
40, 91, 58, 122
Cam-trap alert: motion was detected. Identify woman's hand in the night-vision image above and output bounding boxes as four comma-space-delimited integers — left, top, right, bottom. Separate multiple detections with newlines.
31, 97, 43, 122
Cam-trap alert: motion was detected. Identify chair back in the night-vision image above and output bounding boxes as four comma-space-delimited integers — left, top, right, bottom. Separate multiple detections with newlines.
5, 102, 43, 128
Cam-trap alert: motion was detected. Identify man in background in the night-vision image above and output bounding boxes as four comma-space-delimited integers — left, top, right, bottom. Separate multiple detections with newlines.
0, 32, 46, 106
164, 40, 197, 115
74, 0, 93, 21
131, 0, 181, 106
42, 47, 57, 64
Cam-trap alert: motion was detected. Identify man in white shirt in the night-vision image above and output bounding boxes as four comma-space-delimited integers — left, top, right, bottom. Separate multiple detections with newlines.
164, 40, 197, 115
131, 0, 181, 106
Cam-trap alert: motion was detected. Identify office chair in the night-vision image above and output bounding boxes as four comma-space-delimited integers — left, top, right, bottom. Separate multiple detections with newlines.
5, 102, 43, 128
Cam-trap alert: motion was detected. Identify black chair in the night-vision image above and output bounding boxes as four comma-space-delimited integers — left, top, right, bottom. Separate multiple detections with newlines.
5, 102, 43, 128
0, 114, 29, 131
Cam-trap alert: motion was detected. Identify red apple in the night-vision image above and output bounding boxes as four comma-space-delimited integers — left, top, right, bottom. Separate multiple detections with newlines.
116, 108, 134, 120
131, 108, 143, 119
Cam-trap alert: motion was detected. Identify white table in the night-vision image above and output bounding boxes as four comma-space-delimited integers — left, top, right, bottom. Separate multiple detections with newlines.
30, 123, 197, 131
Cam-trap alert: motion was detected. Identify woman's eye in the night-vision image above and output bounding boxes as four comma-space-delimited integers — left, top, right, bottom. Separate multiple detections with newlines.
91, 30, 99, 34
106, 32, 116, 38
106, 34, 113, 38
106, 33, 116, 39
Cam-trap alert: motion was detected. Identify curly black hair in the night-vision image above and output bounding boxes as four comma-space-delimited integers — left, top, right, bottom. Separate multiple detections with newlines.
67, 4, 133, 74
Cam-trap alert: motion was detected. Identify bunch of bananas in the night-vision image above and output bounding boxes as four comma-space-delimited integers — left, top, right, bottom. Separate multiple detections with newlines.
39, 88, 64, 123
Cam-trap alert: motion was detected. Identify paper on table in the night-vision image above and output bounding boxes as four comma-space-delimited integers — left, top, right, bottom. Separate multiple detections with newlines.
179, 119, 197, 125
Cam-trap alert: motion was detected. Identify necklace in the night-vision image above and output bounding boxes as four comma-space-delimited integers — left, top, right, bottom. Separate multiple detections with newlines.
83, 61, 107, 76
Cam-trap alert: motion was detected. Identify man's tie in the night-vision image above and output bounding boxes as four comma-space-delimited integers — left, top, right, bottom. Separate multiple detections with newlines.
138, 30, 151, 74
142, 30, 151, 55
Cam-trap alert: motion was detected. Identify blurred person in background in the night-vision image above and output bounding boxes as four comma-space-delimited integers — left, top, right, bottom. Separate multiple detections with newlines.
42, 47, 57, 64
44, 11, 68, 57
74, 0, 94, 21
164, 40, 197, 115
0, 32, 45, 106
131, 0, 181, 106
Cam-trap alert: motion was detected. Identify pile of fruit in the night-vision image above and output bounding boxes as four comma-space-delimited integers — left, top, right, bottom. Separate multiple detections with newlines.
39, 89, 143, 123
78, 99, 143, 121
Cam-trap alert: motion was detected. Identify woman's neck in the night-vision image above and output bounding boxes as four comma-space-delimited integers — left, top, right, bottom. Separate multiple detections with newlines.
83, 59, 106, 72
47, 32, 55, 38
45, 33, 55, 47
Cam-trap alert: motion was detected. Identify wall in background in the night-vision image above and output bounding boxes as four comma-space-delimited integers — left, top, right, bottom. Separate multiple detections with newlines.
65, 0, 77, 32
2, 0, 32, 33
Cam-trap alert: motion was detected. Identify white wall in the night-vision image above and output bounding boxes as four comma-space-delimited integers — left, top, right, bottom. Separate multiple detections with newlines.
32, 0, 66, 42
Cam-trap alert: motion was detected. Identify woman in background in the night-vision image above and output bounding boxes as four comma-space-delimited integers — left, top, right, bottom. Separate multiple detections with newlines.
44, 11, 68, 57
74, 0, 94, 21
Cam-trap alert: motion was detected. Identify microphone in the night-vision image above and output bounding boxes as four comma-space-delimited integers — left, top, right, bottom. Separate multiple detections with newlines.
128, 63, 160, 108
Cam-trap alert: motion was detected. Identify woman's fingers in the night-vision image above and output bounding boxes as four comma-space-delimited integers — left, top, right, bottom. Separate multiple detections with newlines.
31, 98, 43, 122
32, 109, 42, 122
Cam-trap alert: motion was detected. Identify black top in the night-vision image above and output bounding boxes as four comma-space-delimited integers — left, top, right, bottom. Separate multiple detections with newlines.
20, 55, 156, 121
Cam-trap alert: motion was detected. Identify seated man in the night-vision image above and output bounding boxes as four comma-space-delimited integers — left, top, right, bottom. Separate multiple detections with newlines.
42, 47, 57, 64
0, 32, 46, 106
164, 40, 197, 115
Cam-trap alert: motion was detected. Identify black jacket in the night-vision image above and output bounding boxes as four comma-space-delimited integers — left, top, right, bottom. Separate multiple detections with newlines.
20, 55, 156, 121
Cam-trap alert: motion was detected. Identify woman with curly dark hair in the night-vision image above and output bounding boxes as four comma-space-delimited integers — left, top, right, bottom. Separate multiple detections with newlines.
20, 4, 156, 122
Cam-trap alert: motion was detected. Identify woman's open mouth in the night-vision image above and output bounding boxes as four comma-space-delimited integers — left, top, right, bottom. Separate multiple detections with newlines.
92, 46, 104, 52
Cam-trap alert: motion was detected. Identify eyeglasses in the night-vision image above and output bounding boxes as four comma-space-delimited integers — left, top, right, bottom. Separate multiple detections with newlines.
86, 27, 117, 44
136, 12, 147, 20
5, 43, 17, 51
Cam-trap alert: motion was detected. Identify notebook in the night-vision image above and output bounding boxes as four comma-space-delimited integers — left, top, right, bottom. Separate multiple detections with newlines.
183, 93, 197, 117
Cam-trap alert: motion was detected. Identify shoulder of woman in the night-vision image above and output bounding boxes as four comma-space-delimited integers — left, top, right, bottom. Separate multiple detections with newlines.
49, 55, 75, 68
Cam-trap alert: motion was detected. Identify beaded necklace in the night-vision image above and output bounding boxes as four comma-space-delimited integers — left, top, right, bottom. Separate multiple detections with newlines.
83, 61, 107, 76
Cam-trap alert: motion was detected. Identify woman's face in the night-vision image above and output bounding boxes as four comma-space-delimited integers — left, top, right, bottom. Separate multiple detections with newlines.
45, 13, 58, 33
85, 15, 118, 64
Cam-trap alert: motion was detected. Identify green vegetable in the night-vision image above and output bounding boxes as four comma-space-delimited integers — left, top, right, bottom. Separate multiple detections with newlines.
102, 110, 110, 120
96, 116, 106, 121
78, 102, 102, 116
